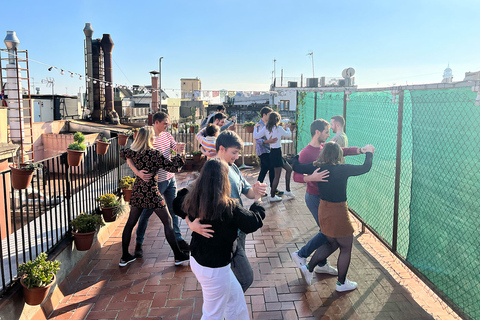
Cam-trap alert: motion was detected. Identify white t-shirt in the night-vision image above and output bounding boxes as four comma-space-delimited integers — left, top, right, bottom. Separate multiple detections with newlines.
253, 125, 291, 149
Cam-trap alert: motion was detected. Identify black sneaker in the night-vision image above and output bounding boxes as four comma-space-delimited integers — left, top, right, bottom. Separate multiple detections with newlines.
275, 190, 284, 196
174, 252, 189, 266
119, 254, 136, 267
262, 193, 268, 197
134, 243, 143, 258
177, 239, 190, 252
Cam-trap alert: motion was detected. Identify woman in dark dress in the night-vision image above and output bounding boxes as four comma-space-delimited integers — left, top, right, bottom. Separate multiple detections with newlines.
119, 126, 188, 267
293, 142, 375, 291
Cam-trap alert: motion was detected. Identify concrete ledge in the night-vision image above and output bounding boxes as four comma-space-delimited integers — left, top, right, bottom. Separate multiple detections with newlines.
0, 209, 128, 320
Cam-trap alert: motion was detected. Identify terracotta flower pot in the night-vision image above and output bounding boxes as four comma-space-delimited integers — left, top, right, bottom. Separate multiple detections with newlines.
290, 125, 296, 131
189, 126, 195, 133
9, 165, 34, 190
118, 134, 128, 146
72, 231, 95, 251
21, 275, 55, 306
67, 149, 85, 167
122, 189, 132, 202
193, 154, 202, 162
101, 206, 118, 222
245, 126, 254, 134
96, 140, 110, 155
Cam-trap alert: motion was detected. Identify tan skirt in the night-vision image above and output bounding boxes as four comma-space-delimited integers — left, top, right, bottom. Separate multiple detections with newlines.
318, 200, 354, 238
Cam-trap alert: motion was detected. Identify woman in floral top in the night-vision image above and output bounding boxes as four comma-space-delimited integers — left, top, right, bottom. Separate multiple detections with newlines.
119, 127, 188, 267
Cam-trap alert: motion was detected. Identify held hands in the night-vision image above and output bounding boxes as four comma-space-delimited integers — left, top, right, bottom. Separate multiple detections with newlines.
231, 116, 237, 123
265, 137, 278, 144
251, 181, 268, 200
137, 170, 153, 182
362, 144, 375, 154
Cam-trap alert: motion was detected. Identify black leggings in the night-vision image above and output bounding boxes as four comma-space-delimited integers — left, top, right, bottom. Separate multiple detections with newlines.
122, 206, 184, 259
271, 162, 292, 197
258, 153, 275, 186
307, 235, 353, 284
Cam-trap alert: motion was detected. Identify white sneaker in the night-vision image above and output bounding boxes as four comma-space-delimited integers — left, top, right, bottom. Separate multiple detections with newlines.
291, 251, 306, 269
269, 195, 282, 202
314, 262, 338, 275
300, 265, 314, 285
284, 191, 296, 198
336, 279, 357, 292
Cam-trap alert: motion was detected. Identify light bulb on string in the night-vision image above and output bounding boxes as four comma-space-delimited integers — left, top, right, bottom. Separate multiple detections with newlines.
93, 80, 97, 84
79, 75, 83, 80
70, 72, 74, 78
60, 70, 64, 75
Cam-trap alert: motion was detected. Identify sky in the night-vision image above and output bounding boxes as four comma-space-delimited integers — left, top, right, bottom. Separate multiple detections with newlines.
2, 0, 479, 96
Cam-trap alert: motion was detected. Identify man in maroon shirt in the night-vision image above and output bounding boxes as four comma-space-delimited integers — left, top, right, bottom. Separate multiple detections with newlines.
291, 119, 367, 275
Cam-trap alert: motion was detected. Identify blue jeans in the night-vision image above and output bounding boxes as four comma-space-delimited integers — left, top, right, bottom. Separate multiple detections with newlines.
136, 177, 183, 244
298, 192, 327, 266
231, 231, 253, 293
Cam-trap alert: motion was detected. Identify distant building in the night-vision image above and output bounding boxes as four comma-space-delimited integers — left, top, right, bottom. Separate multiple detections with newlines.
464, 71, 480, 81
181, 78, 201, 100
442, 65, 453, 83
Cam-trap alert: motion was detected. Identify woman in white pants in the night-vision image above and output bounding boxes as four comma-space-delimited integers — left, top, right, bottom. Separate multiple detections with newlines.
174, 158, 265, 320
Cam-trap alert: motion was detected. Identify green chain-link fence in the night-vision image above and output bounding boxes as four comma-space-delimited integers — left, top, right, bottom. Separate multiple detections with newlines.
295, 85, 480, 320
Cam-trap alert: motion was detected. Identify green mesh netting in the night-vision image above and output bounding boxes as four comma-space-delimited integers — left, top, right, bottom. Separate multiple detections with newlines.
406, 87, 480, 320
296, 87, 480, 319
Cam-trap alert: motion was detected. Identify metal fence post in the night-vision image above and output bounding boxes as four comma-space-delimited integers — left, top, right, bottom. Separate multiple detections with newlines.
343, 92, 347, 133
314, 92, 317, 118
64, 153, 73, 224
392, 89, 404, 252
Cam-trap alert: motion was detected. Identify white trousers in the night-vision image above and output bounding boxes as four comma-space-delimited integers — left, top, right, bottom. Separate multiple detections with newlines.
190, 256, 249, 320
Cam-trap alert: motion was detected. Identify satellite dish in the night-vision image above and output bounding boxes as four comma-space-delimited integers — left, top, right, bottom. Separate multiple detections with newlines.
342, 67, 355, 78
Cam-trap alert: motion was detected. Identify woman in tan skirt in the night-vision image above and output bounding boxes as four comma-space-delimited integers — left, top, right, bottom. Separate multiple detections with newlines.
293, 142, 374, 291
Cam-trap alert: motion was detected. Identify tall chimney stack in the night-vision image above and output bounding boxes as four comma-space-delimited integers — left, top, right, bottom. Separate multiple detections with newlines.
83, 23, 94, 115
100, 34, 114, 118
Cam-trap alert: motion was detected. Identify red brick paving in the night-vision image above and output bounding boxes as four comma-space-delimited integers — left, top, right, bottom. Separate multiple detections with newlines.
48, 169, 462, 320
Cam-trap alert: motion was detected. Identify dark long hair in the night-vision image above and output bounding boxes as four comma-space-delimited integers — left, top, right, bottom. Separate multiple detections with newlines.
182, 158, 237, 221
265, 112, 280, 133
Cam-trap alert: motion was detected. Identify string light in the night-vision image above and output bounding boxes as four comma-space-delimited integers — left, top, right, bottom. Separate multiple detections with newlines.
48, 66, 53, 71
60, 69, 64, 75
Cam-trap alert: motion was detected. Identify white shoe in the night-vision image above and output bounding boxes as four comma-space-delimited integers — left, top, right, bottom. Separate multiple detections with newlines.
314, 262, 338, 275
336, 279, 357, 292
269, 195, 282, 202
284, 191, 295, 198
291, 251, 306, 269
300, 265, 314, 285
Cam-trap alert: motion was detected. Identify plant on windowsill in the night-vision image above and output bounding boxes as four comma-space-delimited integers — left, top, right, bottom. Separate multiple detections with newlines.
70, 213, 105, 251
242, 121, 256, 133
119, 176, 135, 202
67, 132, 86, 167
9, 162, 43, 190
96, 193, 124, 222
18, 252, 61, 306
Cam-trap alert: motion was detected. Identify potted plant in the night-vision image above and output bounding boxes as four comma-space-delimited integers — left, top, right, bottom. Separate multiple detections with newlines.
132, 128, 139, 140
289, 121, 297, 131
189, 123, 199, 134
242, 121, 256, 134
9, 162, 43, 190
119, 176, 135, 202
96, 137, 110, 155
67, 132, 86, 167
118, 130, 133, 146
192, 151, 202, 162
172, 122, 178, 129
70, 213, 105, 251
97, 193, 123, 222
18, 252, 61, 306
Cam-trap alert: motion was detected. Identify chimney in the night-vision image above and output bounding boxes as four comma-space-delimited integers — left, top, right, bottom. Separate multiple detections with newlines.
101, 34, 114, 118
83, 23, 95, 115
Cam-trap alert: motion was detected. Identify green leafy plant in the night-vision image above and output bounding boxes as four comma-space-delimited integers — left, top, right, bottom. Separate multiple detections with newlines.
242, 121, 255, 128
18, 253, 61, 289
96, 193, 120, 208
68, 132, 86, 151
101, 137, 109, 143
21, 163, 44, 171
192, 151, 202, 155
119, 176, 135, 189
70, 213, 104, 233
289, 121, 296, 126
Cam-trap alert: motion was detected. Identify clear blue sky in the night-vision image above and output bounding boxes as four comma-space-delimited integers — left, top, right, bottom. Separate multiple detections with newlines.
3, 0, 479, 95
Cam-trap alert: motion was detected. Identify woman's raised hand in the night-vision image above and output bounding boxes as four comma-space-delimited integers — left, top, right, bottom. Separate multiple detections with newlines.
364, 145, 375, 154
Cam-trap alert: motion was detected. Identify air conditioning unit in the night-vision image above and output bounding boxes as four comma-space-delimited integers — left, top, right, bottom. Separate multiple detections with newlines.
338, 79, 346, 87
306, 78, 318, 88
288, 81, 297, 88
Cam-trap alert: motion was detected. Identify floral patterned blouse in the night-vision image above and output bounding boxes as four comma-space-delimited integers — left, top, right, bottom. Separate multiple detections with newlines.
120, 148, 184, 209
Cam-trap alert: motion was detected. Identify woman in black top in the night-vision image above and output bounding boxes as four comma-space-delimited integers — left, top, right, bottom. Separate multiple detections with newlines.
173, 158, 265, 320
119, 127, 188, 267
293, 142, 374, 292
